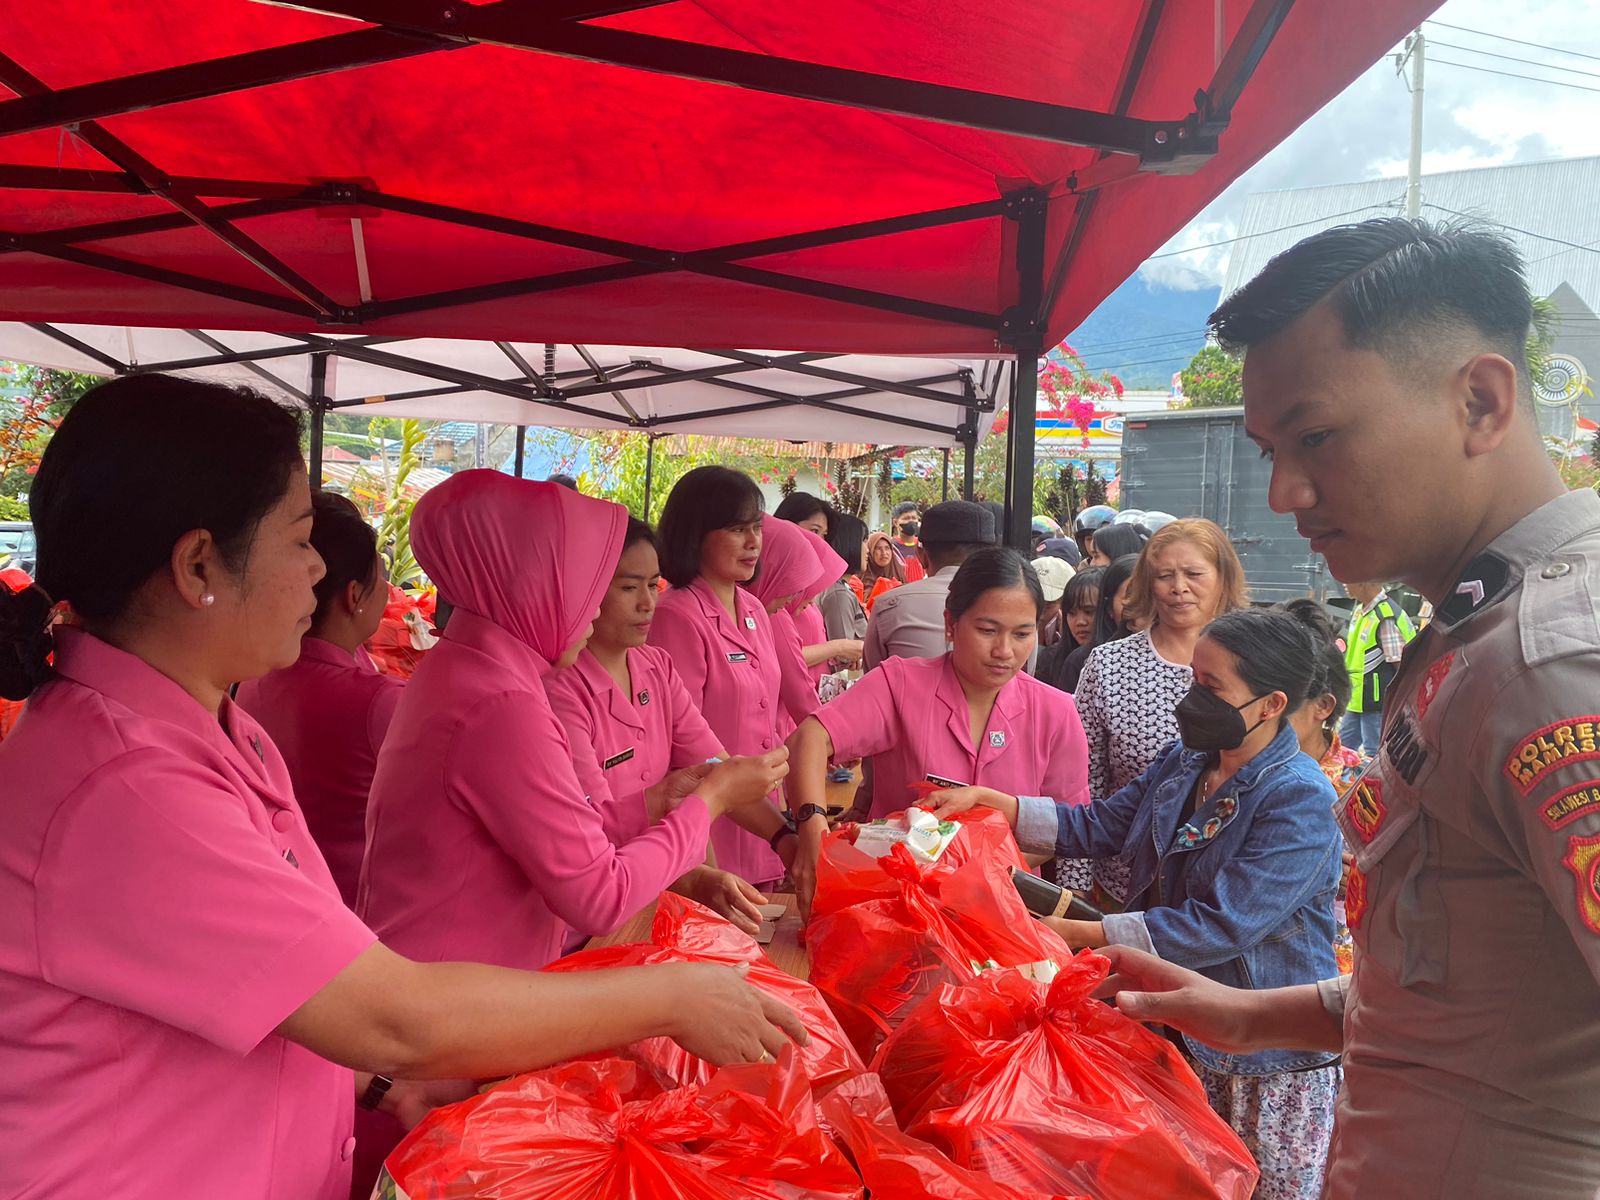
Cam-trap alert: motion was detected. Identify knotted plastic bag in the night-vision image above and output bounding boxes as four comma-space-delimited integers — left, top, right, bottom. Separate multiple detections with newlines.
808, 818, 1070, 1060
379, 1050, 863, 1200
545, 892, 864, 1094
871, 957, 1258, 1200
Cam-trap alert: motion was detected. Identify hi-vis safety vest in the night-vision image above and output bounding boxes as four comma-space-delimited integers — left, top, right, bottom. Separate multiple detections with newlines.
1345, 594, 1416, 713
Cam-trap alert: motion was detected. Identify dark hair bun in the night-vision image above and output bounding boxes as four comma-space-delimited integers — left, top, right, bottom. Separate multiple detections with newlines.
0, 584, 54, 700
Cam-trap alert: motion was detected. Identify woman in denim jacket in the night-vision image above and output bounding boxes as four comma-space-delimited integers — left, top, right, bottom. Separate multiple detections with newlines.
931, 607, 1342, 1200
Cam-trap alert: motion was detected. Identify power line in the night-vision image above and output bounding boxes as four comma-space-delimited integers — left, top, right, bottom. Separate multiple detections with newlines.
1428, 57, 1600, 96
1420, 202, 1600, 256
1064, 328, 1208, 354
1144, 199, 1404, 259
1423, 19, 1600, 66
1426, 40, 1600, 82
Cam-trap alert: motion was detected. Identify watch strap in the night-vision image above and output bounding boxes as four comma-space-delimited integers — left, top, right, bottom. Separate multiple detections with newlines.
358, 1073, 394, 1112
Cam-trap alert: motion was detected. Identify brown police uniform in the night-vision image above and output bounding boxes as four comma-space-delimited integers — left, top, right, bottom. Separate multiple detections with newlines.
1323, 489, 1600, 1199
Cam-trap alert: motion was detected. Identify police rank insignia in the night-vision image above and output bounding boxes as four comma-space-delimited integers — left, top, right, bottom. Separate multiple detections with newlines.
1561, 831, 1600, 933
989, 731, 1006, 748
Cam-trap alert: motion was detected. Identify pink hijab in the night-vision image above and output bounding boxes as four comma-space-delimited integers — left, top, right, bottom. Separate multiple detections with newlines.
800, 528, 847, 599
748, 514, 821, 608
410, 470, 627, 665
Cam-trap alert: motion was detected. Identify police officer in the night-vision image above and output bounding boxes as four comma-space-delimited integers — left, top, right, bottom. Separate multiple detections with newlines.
861, 500, 996, 668
1090, 218, 1600, 1199
1338, 579, 1416, 755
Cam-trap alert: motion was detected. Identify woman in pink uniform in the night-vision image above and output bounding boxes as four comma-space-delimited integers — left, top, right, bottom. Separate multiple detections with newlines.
0, 377, 805, 1200
649, 467, 825, 895
747, 514, 824, 730
547, 518, 794, 936
236, 491, 400, 907
788, 547, 1092, 898
797, 527, 858, 680
360, 470, 786, 974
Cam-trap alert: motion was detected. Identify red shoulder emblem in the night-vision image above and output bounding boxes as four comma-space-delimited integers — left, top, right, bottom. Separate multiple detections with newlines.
1562, 832, 1600, 934
1503, 718, 1600, 795
1540, 781, 1600, 831
1415, 652, 1455, 721
1346, 776, 1386, 844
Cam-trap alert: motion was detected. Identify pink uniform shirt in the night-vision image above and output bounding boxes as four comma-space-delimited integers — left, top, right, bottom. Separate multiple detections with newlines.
793, 602, 829, 683
649, 576, 787, 885
799, 527, 848, 683
546, 644, 724, 848
815, 652, 1091, 820
0, 629, 375, 1200
749, 517, 822, 730
359, 473, 711, 971
235, 636, 403, 907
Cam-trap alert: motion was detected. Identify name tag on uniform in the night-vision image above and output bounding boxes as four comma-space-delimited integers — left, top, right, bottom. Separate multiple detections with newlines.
924, 772, 968, 790
989, 731, 1007, 748
744, 616, 757, 630
637, 689, 651, 706
603, 747, 636, 770
727, 651, 749, 664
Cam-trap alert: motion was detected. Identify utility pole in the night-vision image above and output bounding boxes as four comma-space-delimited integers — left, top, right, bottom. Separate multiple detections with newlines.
1399, 29, 1426, 219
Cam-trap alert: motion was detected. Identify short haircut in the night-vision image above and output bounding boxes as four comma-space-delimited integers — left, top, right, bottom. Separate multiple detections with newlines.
655, 466, 764, 588
946, 546, 1044, 621
826, 511, 869, 577
922, 541, 990, 572
621, 516, 659, 558
892, 500, 921, 519
1092, 523, 1147, 563
774, 491, 832, 531
1208, 217, 1533, 384
1123, 518, 1248, 629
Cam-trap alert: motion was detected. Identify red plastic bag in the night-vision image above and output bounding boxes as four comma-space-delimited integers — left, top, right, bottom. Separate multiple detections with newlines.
821, 1073, 1085, 1200
366, 584, 438, 680
871, 957, 1259, 1200
545, 892, 865, 1094
808, 829, 1069, 1060
380, 1049, 862, 1200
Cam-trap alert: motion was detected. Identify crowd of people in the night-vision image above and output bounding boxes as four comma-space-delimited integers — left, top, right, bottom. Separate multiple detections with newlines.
2, 216, 1598, 1200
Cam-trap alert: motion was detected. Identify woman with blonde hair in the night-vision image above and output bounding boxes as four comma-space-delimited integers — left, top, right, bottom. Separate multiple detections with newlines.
1072, 518, 1247, 902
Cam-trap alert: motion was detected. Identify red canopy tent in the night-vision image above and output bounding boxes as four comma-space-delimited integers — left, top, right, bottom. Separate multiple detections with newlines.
0, 0, 1438, 544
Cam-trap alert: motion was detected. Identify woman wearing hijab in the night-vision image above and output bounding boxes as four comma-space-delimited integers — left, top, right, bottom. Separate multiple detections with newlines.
0, 378, 805, 1200
792, 527, 861, 681
235, 491, 400, 908
746, 515, 825, 730
359, 470, 788, 976
861, 530, 909, 614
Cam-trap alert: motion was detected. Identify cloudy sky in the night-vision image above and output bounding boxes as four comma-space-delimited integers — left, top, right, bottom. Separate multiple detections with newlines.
1139, 0, 1600, 292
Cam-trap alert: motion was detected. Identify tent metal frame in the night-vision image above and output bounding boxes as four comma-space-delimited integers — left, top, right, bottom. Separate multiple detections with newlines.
0, 0, 1297, 543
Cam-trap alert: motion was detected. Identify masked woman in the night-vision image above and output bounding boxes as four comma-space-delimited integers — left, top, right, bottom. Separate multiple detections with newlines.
930, 607, 1342, 1199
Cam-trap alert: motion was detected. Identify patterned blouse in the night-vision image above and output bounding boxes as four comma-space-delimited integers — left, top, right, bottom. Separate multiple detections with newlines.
1073, 630, 1194, 902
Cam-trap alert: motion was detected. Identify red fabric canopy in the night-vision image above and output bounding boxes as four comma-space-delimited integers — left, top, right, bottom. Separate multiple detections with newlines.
0, 1, 1439, 355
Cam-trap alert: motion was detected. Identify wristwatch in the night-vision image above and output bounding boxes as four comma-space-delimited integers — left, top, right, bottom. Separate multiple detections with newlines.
358, 1073, 393, 1112
792, 803, 826, 826
767, 824, 797, 852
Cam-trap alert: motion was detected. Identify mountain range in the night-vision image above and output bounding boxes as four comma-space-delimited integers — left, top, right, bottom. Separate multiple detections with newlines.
1060, 273, 1220, 390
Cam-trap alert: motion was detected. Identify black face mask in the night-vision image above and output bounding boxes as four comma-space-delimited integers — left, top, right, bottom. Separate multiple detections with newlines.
1175, 682, 1268, 752
899, 521, 920, 538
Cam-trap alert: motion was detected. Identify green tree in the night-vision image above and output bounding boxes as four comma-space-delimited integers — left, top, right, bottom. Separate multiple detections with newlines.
0, 364, 98, 496
1178, 344, 1243, 409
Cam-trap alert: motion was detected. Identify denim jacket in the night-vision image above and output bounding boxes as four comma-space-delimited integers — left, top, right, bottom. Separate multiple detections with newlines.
1018, 721, 1342, 1076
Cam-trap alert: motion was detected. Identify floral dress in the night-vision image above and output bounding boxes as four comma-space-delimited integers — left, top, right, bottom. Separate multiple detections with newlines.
1071, 630, 1193, 902
1318, 734, 1363, 976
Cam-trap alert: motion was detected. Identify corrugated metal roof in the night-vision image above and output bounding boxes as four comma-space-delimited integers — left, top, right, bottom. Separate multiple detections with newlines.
1221, 156, 1600, 311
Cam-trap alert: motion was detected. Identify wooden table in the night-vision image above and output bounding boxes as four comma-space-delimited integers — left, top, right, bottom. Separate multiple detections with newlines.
823, 763, 862, 816
587, 892, 810, 980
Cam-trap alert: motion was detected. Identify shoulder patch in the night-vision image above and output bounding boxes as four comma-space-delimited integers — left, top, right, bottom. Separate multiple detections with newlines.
1415, 652, 1455, 722
1435, 552, 1511, 627
1540, 781, 1600, 831
1503, 717, 1600, 794
1561, 831, 1600, 934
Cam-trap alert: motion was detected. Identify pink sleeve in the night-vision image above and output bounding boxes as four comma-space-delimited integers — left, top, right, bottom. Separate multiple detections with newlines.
1041, 690, 1092, 807
449, 692, 712, 936
813, 659, 899, 764
365, 675, 404, 758
772, 611, 820, 725
648, 601, 710, 710
544, 677, 613, 812
664, 659, 726, 768
36, 751, 376, 1056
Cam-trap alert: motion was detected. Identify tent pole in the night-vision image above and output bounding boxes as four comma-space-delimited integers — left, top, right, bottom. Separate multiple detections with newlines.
643, 432, 657, 518
942, 447, 950, 501
961, 428, 976, 500
1002, 189, 1047, 550
513, 424, 526, 478
308, 350, 329, 491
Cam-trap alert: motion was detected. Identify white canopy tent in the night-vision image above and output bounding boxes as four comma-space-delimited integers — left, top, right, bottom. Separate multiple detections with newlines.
0, 324, 1005, 460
